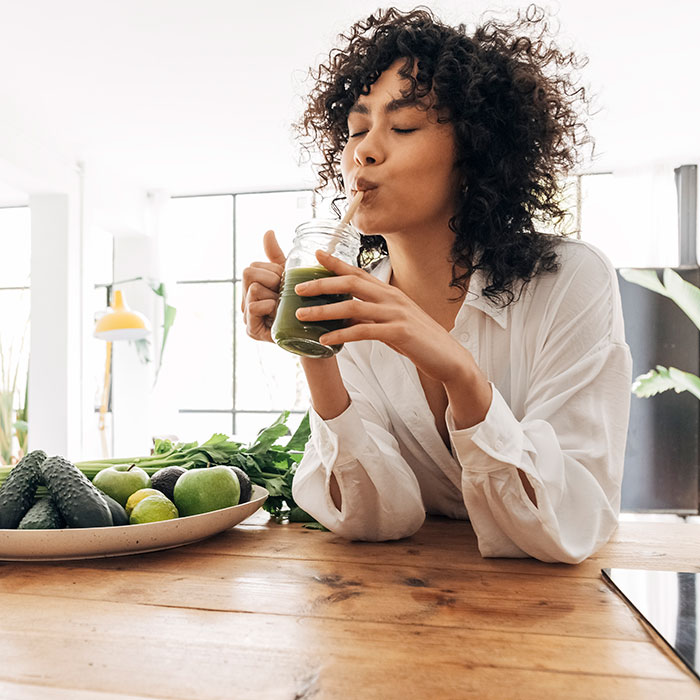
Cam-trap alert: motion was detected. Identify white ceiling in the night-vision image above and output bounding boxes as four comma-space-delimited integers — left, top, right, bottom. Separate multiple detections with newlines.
0, 0, 698, 204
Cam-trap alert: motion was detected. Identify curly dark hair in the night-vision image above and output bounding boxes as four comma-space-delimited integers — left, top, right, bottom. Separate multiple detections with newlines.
296, 4, 593, 306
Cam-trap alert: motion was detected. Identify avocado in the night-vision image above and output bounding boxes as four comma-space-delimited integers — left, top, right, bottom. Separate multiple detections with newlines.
228, 466, 252, 504
40, 455, 113, 528
18, 497, 65, 529
0, 450, 47, 528
100, 492, 129, 526
150, 466, 187, 502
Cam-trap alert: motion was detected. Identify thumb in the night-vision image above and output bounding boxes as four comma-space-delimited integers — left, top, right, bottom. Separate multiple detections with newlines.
263, 230, 286, 266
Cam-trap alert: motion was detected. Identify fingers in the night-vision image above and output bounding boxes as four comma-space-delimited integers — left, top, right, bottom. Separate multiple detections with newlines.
296, 299, 393, 324
242, 265, 282, 293
263, 230, 287, 266
317, 322, 398, 348
244, 314, 273, 344
315, 249, 368, 276
238, 230, 286, 344
247, 298, 277, 318
242, 279, 278, 341
295, 271, 386, 303
241, 263, 282, 313
242, 291, 276, 343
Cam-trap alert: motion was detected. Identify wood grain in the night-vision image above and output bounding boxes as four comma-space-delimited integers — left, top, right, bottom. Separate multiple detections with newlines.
0, 554, 649, 640
0, 517, 699, 699
199, 514, 700, 579
0, 593, 694, 700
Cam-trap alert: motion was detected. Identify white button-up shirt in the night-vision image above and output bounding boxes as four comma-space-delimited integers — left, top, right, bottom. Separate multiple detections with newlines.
292, 237, 633, 563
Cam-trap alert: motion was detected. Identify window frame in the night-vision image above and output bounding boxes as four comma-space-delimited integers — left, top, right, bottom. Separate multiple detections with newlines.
169, 188, 317, 436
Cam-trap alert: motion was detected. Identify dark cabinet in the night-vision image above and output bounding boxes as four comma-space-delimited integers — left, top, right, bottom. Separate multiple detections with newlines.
617, 267, 700, 513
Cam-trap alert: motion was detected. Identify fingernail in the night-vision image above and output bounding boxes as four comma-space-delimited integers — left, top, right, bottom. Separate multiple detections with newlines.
295, 283, 308, 292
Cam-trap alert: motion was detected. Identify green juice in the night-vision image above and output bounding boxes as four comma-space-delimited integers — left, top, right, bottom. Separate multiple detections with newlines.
272, 266, 351, 358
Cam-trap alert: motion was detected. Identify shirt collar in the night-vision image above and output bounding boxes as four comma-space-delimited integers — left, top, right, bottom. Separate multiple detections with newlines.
463, 267, 509, 329
369, 257, 509, 330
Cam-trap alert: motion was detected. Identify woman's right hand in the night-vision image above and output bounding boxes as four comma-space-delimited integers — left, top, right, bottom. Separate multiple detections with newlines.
241, 230, 286, 343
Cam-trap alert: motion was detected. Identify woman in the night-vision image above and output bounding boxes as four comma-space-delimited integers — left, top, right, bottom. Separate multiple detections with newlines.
242, 7, 632, 563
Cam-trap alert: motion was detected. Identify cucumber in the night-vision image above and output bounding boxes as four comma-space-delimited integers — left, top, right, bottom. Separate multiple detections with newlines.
18, 497, 65, 529
100, 492, 129, 526
0, 450, 47, 529
40, 455, 113, 528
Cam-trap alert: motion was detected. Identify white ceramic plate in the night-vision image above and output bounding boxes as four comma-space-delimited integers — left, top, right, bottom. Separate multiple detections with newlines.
0, 485, 268, 561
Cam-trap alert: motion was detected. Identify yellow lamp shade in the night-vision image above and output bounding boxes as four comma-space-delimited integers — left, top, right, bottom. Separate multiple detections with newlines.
94, 289, 150, 341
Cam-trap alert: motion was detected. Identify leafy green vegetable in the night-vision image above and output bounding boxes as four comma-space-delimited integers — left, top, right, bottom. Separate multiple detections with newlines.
0, 411, 314, 522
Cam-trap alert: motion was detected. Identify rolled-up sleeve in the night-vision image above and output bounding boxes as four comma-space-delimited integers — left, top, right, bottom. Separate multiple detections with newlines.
448, 247, 632, 563
292, 357, 426, 541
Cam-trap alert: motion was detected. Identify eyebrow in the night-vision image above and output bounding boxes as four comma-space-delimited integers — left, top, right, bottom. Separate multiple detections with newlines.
348, 97, 424, 115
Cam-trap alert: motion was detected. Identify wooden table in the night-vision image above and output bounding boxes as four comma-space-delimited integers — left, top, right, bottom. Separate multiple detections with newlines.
1, 513, 699, 699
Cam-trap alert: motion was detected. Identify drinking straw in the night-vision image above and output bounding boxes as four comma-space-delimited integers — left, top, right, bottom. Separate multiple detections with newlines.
340, 190, 364, 226
324, 191, 364, 258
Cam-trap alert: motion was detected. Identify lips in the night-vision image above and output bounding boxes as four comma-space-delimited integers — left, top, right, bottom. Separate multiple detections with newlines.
352, 177, 378, 194
351, 177, 379, 204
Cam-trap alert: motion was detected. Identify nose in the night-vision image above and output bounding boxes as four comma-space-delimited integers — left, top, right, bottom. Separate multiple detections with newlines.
353, 128, 385, 167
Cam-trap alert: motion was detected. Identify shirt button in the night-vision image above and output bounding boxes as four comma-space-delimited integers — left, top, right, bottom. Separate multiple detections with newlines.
460, 332, 470, 343
495, 439, 504, 450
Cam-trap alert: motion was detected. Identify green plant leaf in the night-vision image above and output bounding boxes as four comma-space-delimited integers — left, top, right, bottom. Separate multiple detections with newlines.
662, 268, 700, 332
130, 338, 152, 364
620, 268, 700, 333
263, 476, 287, 497
155, 303, 176, 381
668, 367, 700, 401
246, 412, 291, 454
619, 268, 669, 297
153, 437, 174, 454
632, 365, 700, 401
286, 411, 311, 452
148, 281, 166, 298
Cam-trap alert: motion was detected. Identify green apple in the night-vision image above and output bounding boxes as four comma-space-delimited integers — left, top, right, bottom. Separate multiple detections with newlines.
173, 466, 240, 517
93, 465, 152, 507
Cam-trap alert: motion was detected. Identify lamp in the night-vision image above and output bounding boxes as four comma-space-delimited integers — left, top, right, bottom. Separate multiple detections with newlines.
94, 289, 150, 456
94, 289, 150, 341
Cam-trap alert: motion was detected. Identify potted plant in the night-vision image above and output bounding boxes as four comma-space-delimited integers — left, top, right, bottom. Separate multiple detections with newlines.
0, 330, 29, 464
619, 268, 700, 399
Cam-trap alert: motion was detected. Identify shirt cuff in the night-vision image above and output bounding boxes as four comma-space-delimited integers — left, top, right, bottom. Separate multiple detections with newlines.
309, 402, 366, 468
446, 384, 525, 472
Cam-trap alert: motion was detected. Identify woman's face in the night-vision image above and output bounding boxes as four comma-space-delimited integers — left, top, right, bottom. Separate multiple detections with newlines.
340, 59, 460, 237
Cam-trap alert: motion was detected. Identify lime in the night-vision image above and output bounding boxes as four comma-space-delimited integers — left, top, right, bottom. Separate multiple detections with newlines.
129, 494, 179, 524
125, 488, 163, 517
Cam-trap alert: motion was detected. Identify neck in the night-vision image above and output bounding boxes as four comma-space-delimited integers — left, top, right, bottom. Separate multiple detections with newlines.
385, 226, 466, 330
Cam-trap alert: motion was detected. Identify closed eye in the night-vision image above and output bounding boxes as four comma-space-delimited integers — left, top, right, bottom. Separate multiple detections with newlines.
393, 128, 418, 134
349, 130, 367, 138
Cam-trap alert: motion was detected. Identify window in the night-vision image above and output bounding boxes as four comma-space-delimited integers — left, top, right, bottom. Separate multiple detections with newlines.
576, 170, 679, 268
0, 206, 30, 464
162, 191, 314, 443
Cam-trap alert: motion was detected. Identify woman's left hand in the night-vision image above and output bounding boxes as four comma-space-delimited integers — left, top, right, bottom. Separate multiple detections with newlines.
294, 249, 472, 384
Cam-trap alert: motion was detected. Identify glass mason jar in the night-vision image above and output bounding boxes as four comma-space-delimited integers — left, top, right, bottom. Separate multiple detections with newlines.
271, 219, 361, 358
